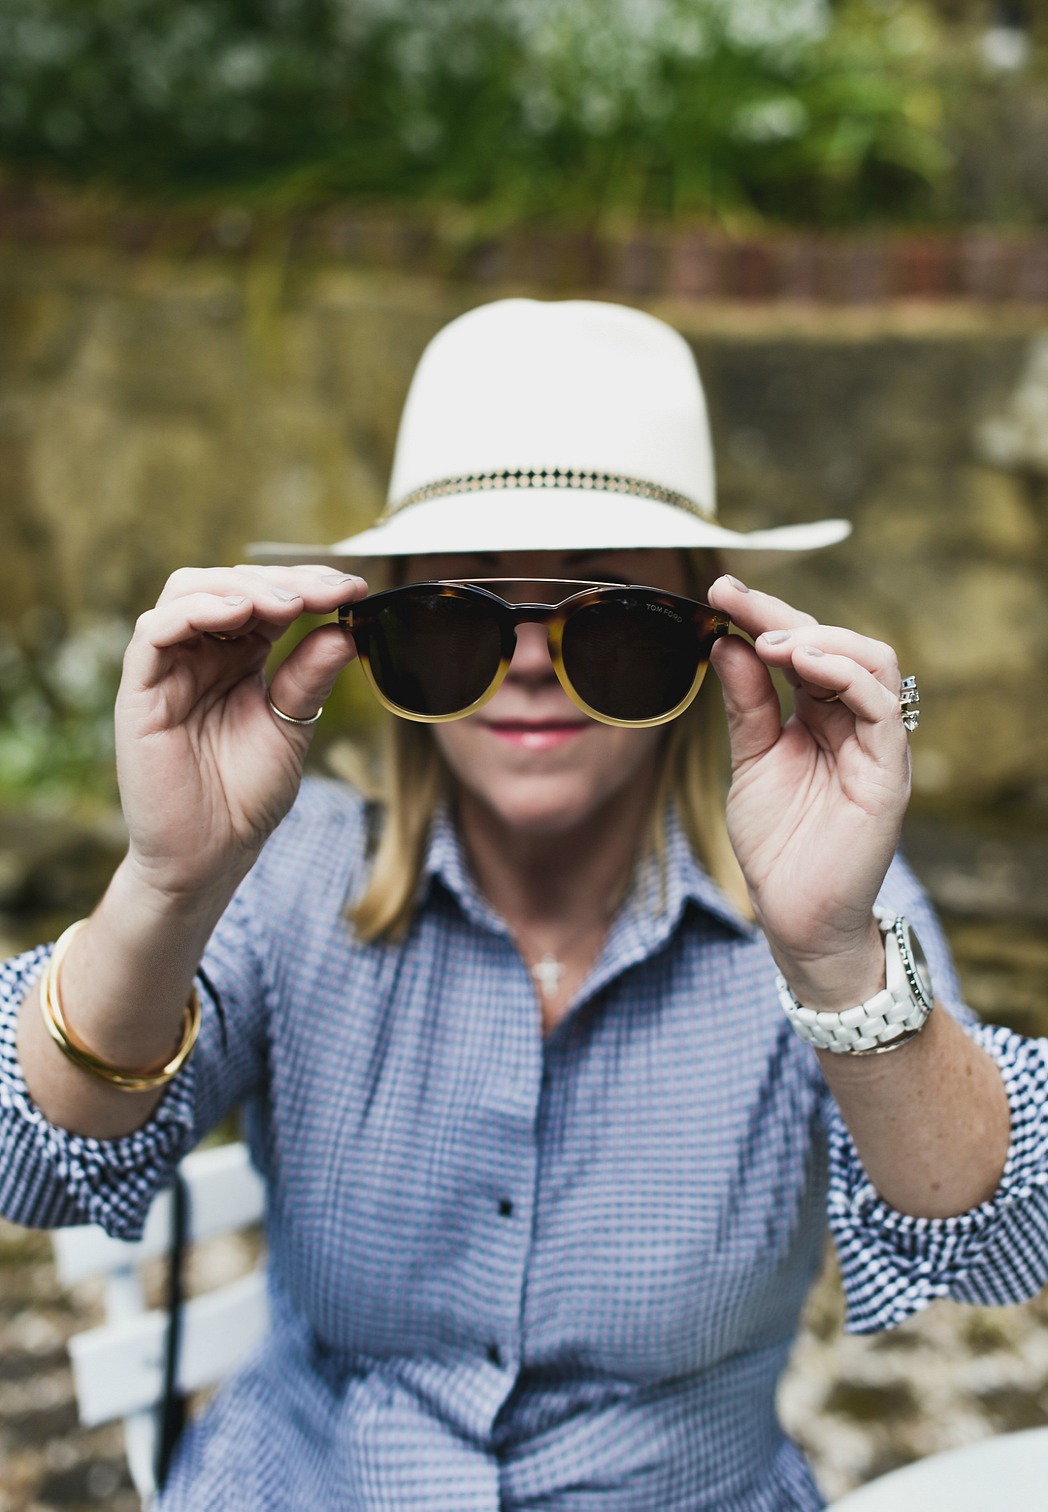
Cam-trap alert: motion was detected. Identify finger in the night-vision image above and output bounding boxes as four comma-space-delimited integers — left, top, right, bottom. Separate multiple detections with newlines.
788, 645, 908, 764
132, 590, 303, 658
709, 633, 785, 769
754, 624, 900, 694
157, 565, 367, 618
706, 574, 818, 638
266, 624, 359, 727
138, 568, 370, 655
232, 565, 369, 618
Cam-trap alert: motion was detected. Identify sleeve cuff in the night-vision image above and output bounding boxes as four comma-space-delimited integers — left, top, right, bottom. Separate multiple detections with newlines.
0, 945, 199, 1239
828, 1022, 1048, 1333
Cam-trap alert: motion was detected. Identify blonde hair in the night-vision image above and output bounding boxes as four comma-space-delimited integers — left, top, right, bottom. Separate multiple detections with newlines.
343, 550, 749, 939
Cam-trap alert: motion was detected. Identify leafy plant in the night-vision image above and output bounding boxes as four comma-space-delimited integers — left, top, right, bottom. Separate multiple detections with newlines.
0, 0, 959, 226
0, 613, 125, 806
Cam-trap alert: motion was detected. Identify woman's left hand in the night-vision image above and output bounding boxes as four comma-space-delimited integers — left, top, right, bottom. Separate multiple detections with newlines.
706, 573, 912, 1008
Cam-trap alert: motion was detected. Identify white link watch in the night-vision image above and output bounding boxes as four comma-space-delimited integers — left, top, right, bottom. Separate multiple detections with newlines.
777, 910, 935, 1055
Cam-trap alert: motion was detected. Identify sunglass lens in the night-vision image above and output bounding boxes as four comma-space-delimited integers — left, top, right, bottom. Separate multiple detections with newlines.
368, 588, 503, 716
562, 593, 703, 722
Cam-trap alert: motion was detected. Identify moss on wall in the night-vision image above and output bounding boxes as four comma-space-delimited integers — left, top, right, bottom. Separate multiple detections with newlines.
2, 249, 1046, 807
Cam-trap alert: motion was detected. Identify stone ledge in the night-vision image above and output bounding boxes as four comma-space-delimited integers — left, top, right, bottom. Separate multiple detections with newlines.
6, 190, 1048, 308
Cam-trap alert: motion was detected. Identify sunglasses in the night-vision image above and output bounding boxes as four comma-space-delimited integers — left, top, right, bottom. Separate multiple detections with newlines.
339, 579, 730, 727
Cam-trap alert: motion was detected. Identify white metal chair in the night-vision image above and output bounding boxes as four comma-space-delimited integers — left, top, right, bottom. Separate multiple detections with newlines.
52, 1141, 269, 1504
826, 1426, 1048, 1510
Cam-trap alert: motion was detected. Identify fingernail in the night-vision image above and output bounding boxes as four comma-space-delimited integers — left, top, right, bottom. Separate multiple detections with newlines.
763, 630, 791, 644
322, 572, 357, 584
800, 645, 825, 657
273, 588, 301, 602
727, 575, 749, 592
223, 595, 248, 605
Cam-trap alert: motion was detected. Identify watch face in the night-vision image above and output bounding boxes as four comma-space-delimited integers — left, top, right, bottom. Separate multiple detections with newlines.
896, 919, 934, 1009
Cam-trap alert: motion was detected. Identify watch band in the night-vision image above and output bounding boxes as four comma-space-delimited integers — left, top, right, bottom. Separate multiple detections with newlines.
777, 912, 934, 1056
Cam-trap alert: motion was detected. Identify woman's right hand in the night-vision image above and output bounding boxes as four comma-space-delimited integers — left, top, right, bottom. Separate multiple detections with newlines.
15, 563, 366, 1139
115, 564, 366, 905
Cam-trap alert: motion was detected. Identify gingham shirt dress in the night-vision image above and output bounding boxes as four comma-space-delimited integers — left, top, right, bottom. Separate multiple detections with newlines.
2, 779, 1047, 1510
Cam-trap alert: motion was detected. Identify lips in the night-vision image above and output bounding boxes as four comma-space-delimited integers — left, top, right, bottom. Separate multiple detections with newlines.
483, 719, 589, 750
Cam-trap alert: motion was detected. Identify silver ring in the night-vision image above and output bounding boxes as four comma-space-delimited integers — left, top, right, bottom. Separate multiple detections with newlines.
266, 689, 323, 727
900, 675, 920, 732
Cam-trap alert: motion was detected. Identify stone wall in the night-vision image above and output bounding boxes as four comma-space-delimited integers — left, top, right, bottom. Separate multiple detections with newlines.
2, 244, 1047, 1510
2, 247, 1048, 808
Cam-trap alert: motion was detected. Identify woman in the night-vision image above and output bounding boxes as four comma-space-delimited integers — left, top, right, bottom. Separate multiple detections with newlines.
2, 299, 1046, 1510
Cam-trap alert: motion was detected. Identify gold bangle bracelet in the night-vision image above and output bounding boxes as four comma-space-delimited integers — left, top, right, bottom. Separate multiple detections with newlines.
38, 919, 202, 1093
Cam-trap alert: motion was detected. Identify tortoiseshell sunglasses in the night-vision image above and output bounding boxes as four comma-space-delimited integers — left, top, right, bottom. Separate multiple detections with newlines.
339, 579, 730, 727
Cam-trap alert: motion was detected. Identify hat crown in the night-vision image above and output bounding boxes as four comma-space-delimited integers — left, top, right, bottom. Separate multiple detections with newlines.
247, 297, 852, 567
388, 299, 716, 515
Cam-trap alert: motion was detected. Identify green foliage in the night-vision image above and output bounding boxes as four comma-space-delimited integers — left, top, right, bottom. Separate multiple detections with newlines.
0, 612, 124, 805
0, 608, 378, 809
0, 0, 957, 226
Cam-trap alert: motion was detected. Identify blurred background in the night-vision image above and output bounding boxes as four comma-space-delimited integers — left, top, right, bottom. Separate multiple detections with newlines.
1, 0, 1046, 1507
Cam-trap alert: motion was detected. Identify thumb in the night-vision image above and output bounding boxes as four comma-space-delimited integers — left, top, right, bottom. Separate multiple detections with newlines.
266, 623, 358, 726
710, 635, 783, 771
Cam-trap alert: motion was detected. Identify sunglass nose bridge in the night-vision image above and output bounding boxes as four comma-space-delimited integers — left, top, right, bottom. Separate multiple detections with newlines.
504, 602, 561, 625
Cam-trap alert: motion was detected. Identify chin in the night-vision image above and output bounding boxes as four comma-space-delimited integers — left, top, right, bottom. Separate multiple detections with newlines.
480, 775, 636, 841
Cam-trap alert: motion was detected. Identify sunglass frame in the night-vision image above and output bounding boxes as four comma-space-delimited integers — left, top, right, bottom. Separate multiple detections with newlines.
340, 579, 730, 728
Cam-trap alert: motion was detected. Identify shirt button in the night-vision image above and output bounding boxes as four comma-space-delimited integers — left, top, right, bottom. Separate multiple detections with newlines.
487, 1343, 502, 1368
498, 1198, 514, 1218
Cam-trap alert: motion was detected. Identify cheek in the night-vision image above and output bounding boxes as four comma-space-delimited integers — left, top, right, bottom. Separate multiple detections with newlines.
596, 727, 665, 791
431, 720, 484, 782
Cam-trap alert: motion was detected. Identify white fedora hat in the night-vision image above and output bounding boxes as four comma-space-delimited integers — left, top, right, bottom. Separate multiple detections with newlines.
250, 298, 850, 569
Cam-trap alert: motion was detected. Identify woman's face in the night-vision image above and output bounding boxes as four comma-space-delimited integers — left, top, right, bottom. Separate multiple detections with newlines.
399, 548, 702, 840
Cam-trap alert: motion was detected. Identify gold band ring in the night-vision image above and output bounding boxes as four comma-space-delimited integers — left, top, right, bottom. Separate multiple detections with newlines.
266, 689, 323, 727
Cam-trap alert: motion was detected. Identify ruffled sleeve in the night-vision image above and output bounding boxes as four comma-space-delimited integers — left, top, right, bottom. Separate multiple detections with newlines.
828, 1022, 1048, 1332
0, 946, 199, 1239
0, 781, 368, 1244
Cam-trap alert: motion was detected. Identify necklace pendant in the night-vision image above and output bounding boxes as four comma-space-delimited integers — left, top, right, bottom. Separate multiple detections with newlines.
531, 953, 566, 999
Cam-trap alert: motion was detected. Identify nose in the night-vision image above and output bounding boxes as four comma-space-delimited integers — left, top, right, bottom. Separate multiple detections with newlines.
506, 621, 556, 683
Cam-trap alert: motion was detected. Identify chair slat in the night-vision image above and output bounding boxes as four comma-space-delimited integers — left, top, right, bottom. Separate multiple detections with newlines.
67, 1269, 269, 1426
826, 1427, 1048, 1510
53, 1142, 264, 1285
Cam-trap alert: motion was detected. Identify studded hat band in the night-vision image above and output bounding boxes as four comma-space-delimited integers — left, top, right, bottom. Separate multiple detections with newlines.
380, 467, 718, 528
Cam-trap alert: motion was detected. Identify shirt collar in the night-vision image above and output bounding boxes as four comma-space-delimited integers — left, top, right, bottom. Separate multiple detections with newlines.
419, 803, 506, 935
420, 802, 754, 946
637, 805, 754, 941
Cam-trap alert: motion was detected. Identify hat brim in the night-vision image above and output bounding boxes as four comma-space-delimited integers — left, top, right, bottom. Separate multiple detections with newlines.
249, 488, 850, 572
